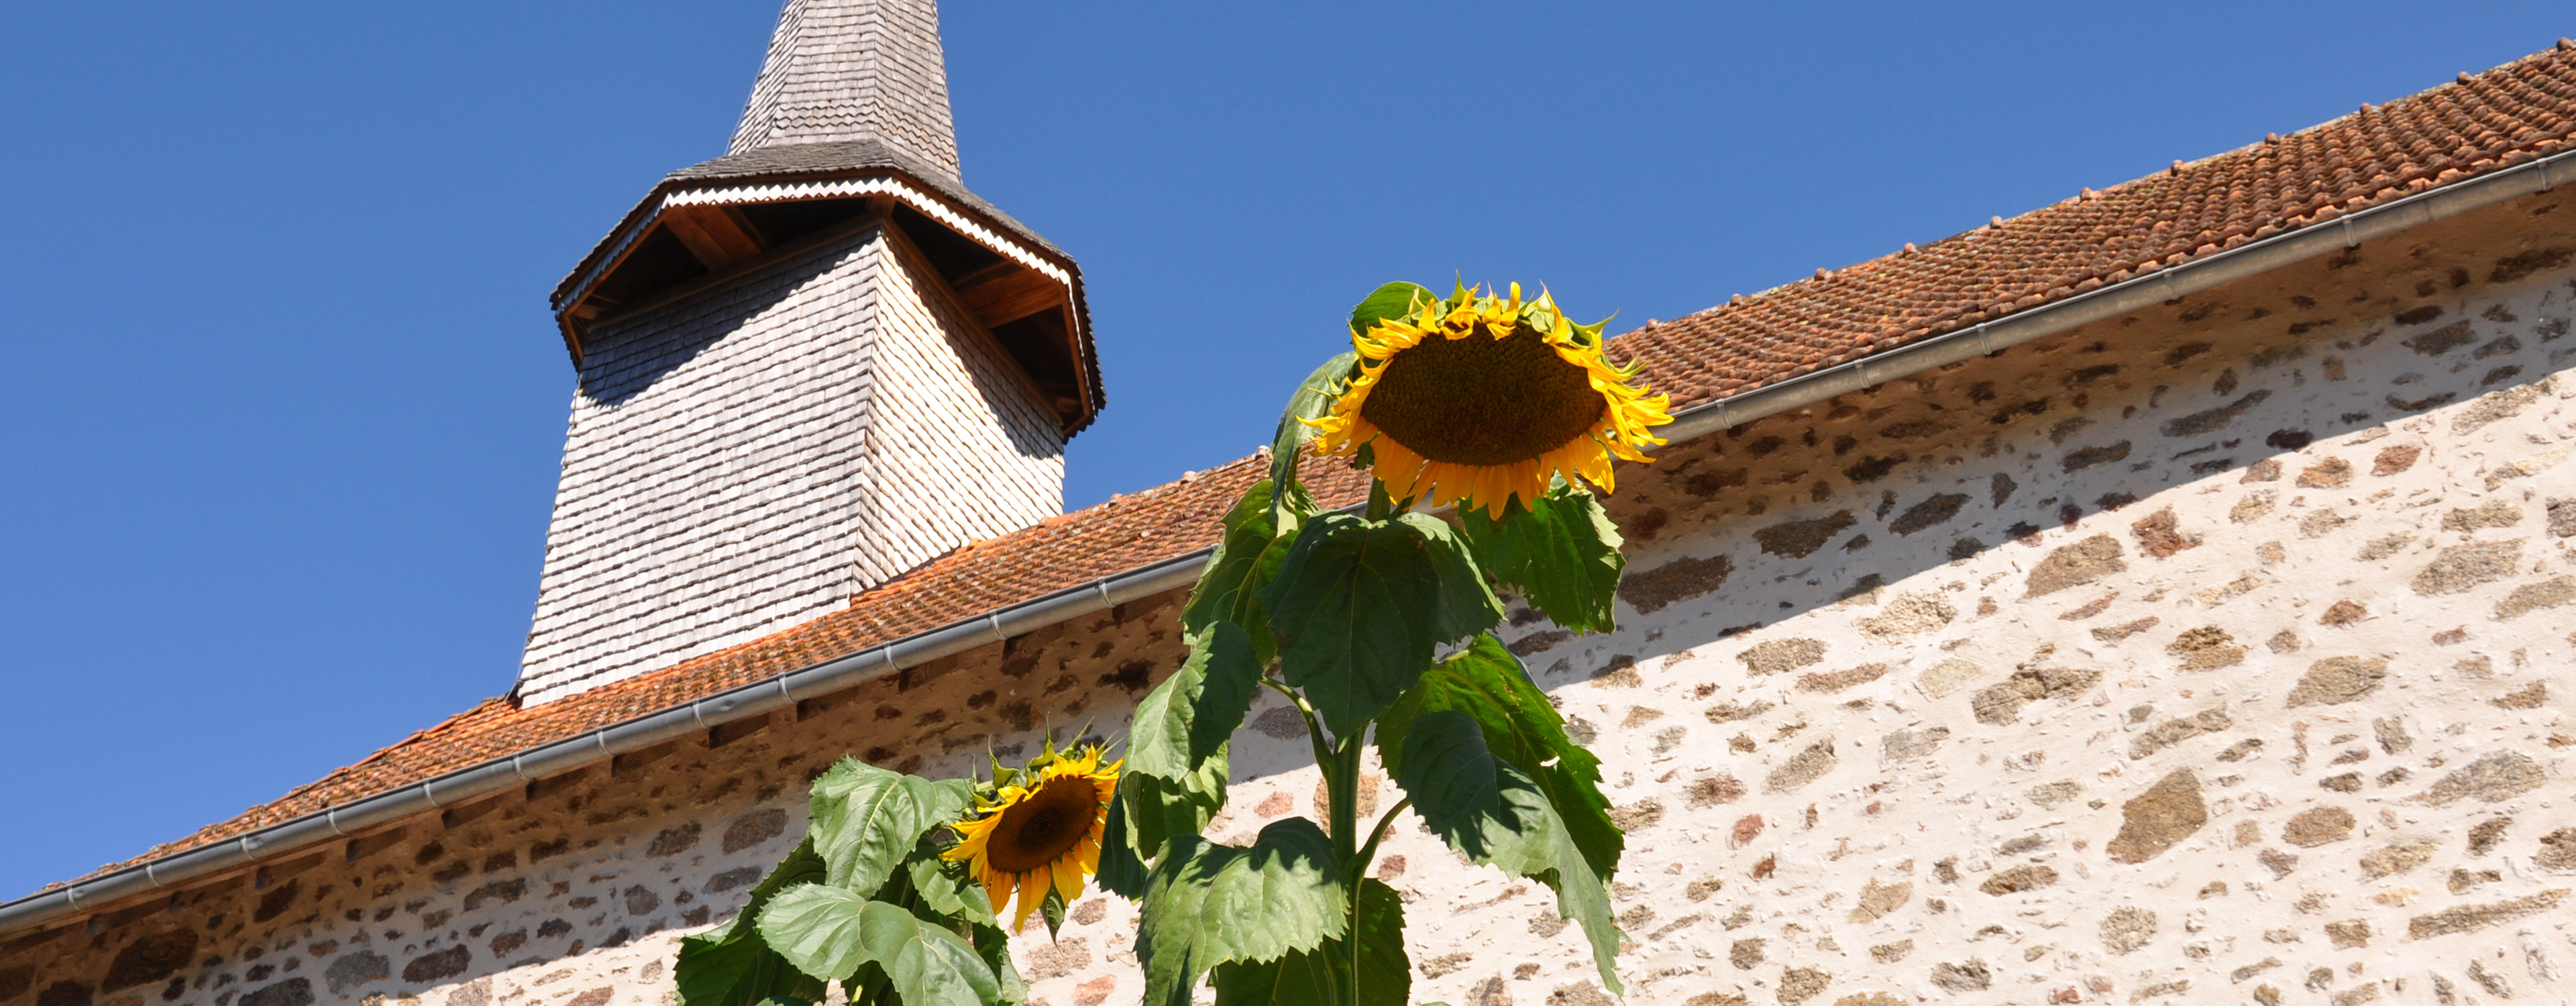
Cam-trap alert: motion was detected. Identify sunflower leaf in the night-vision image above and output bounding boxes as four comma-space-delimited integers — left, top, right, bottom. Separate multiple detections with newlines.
760, 893, 1002, 1006
1395, 512, 1505, 644
1348, 282, 1433, 337
1374, 634, 1620, 882
1456, 484, 1625, 634
1102, 749, 1230, 899
676, 839, 828, 1006
1385, 709, 1622, 994
970, 922, 1028, 1005
1269, 352, 1358, 517
808, 759, 976, 894
1185, 482, 1309, 668
1258, 513, 1450, 738
905, 852, 998, 930
1133, 622, 1263, 779
1136, 818, 1350, 1006
1208, 879, 1409, 1006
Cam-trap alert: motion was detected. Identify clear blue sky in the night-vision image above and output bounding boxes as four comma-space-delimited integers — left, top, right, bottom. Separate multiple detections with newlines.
0, 1, 2563, 897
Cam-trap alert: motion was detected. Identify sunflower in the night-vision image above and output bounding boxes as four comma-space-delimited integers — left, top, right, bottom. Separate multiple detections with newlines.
943, 741, 1121, 930
1307, 282, 1672, 516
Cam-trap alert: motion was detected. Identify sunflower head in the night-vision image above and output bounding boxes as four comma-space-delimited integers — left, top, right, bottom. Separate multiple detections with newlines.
1307, 282, 1672, 516
941, 738, 1122, 932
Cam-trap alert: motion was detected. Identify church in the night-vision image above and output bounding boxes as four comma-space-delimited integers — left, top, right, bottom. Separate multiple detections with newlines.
5, 3, 2574, 1004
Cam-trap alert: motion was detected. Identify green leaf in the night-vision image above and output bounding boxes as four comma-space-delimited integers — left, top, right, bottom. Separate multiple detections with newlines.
808, 759, 975, 893
757, 893, 1001, 1006
756, 885, 878, 982
1269, 353, 1359, 514
676, 929, 822, 1006
1387, 710, 1621, 993
1137, 819, 1350, 1006
1102, 750, 1232, 899
676, 839, 829, 1006
1209, 879, 1409, 1006
906, 852, 998, 930
1457, 484, 1625, 634
1346, 282, 1433, 337
971, 922, 1028, 1005
1130, 623, 1263, 781
1258, 513, 1451, 737
1395, 512, 1505, 644
1095, 785, 1151, 898
1185, 482, 1313, 668
1375, 635, 1620, 881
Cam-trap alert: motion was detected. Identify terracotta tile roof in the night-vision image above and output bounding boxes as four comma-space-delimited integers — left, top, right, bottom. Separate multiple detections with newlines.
64, 40, 2576, 889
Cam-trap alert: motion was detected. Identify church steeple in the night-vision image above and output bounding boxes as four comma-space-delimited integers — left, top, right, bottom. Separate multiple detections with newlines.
519, 0, 1099, 706
729, 0, 961, 176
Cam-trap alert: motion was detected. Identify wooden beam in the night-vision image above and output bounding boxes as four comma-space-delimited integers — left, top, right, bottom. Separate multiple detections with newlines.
957, 267, 1066, 327
661, 205, 765, 272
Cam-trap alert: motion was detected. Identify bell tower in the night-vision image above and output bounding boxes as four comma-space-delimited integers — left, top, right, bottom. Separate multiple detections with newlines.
517, 0, 1102, 706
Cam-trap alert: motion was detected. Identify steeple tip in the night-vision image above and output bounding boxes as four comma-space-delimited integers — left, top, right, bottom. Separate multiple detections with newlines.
729, 0, 961, 178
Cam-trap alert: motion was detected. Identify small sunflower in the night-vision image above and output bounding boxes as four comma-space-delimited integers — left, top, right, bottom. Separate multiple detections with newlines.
943, 741, 1121, 930
1308, 282, 1672, 516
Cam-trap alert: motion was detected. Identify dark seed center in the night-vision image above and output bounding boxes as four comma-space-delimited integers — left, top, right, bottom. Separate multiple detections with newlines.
1361, 325, 1604, 466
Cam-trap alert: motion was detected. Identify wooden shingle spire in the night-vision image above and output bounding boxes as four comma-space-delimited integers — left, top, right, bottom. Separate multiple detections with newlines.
729, 0, 961, 177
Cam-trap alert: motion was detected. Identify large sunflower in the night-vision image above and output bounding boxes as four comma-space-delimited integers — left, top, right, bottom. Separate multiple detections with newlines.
1309, 283, 1672, 516
942, 742, 1121, 930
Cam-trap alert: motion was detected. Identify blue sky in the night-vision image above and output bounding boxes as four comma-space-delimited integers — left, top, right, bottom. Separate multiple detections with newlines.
0, 1, 2563, 897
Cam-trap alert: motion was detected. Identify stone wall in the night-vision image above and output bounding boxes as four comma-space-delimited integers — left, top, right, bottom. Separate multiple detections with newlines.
11, 194, 2575, 1006
519, 226, 1065, 706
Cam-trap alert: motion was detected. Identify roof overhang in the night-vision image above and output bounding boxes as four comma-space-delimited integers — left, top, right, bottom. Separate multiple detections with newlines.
549, 141, 1105, 435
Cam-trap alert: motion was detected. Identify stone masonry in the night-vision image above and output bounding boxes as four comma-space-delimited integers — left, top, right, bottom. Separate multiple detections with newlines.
518, 226, 1064, 706
11, 183, 2576, 1006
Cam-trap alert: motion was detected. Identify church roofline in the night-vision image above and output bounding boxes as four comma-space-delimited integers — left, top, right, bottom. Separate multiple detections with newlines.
11, 40, 2576, 940
547, 138, 1107, 434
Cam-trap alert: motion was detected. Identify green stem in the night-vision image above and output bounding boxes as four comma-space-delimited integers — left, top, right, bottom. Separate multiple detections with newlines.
1354, 797, 1412, 880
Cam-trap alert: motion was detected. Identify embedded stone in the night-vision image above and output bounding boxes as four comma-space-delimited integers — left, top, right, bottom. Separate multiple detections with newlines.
2100, 906, 2157, 954
1729, 938, 1765, 970
1971, 666, 2102, 724
1736, 638, 1825, 676
1686, 775, 1746, 807
1881, 726, 1949, 763
2490, 682, 2546, 709
2412, 540, 2521, 595
2282, 807, 2357, 847
2025, 535, 2125, 598
1024, 938, 1091, 981
2442, 500, 2522, 531
2450, 378, 2554, 435
2284, 656, 2388, 707
463, 878, 527, 911
1888, 494, 1969, 536
2106, 769, 2206, 863
2408, 889, 2568, 939
2358, 841, 2438, 879
400, 948, 470, 985
102, 930, 199, 992
2296, 457, 2352, 488
1765, 740, 1838, 793
1980, 864, 2058, 895
1929, 960, 1992, 992
2165, 627, 2246, 670
2495, 575, 2576, 620
2535, 828, 2576, 871
2402, 321, 2475, 355
644, 822, 701, 857
1858, 592, 1954, 641
2414, 751, 2546, 806
705, 867, 761, 893
1847, 879, 1912, 923
1916, 658, 1981, 697
2129, 708, 2231, 760
238, 980, 312, 1006
2371, 444, 2421, 475
1799, 664, 1888, 693
1754, 512, 1857, 559
2027, 780, 2082, 809
2161, 390, 2274, 437
1778, 967, 1831, 1005
321, 952, 388, 995
1619, 553, 1734, 614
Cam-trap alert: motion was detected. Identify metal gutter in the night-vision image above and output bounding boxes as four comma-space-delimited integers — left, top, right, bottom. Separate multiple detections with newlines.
5, 142, 2570, 941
